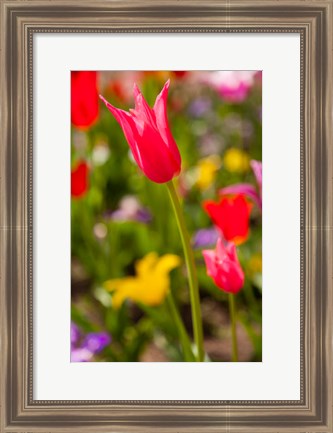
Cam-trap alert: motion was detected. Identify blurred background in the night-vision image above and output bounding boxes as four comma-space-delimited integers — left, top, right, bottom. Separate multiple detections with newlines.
71, 70, 262, 362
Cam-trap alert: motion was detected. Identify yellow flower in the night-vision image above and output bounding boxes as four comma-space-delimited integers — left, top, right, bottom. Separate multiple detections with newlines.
104, 253, 181, 308
195, 155, 221, 190
223, 148, 250, 173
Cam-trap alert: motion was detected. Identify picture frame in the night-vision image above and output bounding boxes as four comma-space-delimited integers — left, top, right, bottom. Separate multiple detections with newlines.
1, 0, 332, 431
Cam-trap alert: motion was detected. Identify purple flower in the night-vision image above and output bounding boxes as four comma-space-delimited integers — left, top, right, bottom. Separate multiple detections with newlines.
220, 160, 262, 210
135, 207, 152, 223
71, 323, 111, 362
188, 98, 211, 117
71, 322, 81, 348
83, 332, 111, 353
108, 195, 152, 223
193, 227, 219, 249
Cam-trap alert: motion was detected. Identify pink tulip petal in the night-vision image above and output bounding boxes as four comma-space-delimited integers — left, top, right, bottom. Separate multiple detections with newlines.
202, 238, 244, 294
130, 120, 180, 183
216, 237, 227, 261
99, 95, 144, 170
101, 94, 176, 183
153, 80, 181, 167
202, 249, 217, 279
133, 83, 157, 128
226, 242, 238, 262
100, 80, 181, 184
218, 259, 244, 293
128, 108, 145, 134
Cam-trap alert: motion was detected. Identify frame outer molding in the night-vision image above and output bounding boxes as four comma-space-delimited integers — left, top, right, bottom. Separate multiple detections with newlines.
0, 1, 332, 432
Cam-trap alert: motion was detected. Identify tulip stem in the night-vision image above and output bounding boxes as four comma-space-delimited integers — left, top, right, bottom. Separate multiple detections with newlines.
166, 180, 204, 362
166, 292, 195, 362
228, 293, 238, 362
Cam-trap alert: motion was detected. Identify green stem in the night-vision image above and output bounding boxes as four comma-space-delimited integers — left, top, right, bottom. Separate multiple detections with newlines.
166, 292, 195, 362
166, 180, 204, 362
228, 293, 238, 362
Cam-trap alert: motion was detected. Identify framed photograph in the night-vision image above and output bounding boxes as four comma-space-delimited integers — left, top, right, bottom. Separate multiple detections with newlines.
1, 1, 332, 432
70, 69, 262, 366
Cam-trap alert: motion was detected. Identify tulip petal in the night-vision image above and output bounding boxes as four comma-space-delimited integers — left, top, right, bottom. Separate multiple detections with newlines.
220, 183, 261, 209
202, 238, 244, 294
104, 252, 181, 308
100, 95, 178, 183
153, 80, 181, 167
99, 95, 144, 170
202, 249, 217, 279
130, 120, 180, 183
204, 194, 252, 245
225, 242, 238, 262
71, 161, 89, 198
135, 252, 159, 277
217, 260, 244, 294
216, 237, 228, 261
203, 200, 221, 224
100, 80, 181, 184
104, 277, 139, 309
133, 83, 157, 127
155, 254, 181, 275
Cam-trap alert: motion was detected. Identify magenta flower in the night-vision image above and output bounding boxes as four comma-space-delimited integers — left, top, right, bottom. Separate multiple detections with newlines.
203, 238, 244, 294
100, 80, 181, 183
202, 71, 257, 103
220, 160, 262, 210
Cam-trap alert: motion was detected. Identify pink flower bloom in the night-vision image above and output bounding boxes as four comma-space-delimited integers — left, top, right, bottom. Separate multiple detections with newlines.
100, 80, 181, 183
203, 238, 244, 294
220, 160, 262, 210
203, 71, 257, 103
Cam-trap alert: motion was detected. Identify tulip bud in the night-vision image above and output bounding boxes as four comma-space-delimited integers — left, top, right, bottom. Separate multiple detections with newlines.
203, 238, 244, 294
100, 80, 181, 183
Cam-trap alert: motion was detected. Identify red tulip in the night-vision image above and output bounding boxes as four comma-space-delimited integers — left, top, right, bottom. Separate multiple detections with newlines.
99, 80, 181, 183
172, 71, 188, 78
203, 238, 244, 294
203, 194, 252, 245
71, 161, 89, 198
71, 71, 99, 129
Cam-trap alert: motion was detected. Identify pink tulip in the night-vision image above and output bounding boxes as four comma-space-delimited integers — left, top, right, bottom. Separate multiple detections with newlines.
100, 80, 181, 183
203, 238, 244, 294
201, 71, 257, 103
